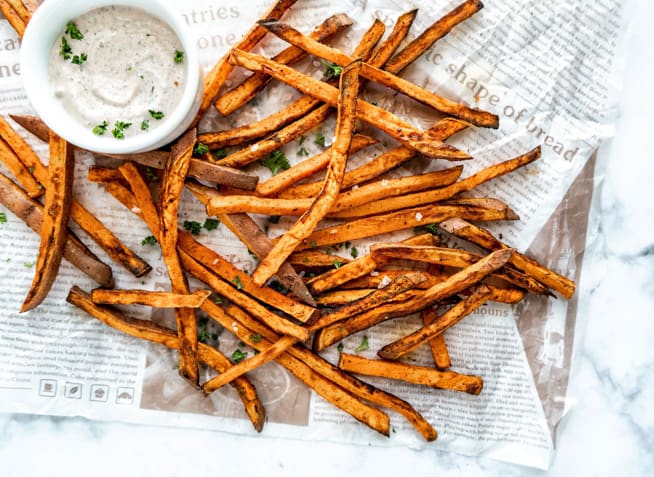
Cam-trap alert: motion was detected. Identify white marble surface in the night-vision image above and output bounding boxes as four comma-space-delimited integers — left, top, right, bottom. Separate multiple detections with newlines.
2, 3, 653, 477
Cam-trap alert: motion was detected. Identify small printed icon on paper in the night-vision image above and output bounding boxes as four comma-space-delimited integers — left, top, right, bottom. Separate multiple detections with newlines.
65, 382, 82, 399
39, 379, 57, 397
90, 384, 109, 402
116, 387, 135, 405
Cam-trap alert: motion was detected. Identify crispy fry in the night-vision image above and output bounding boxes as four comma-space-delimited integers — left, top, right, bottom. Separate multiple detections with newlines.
91, 289, 212, 308
203, 301, 391, 436
262, 21, 498, 128
255, 135, 377, 197
287, 250, 351, 268
190, 0, 299, 127
21, 132, 74, 312
199, 19, 386, 149
366, 9, 417, 67
87, 166, 125, 185
440, 217, 576, 298
0, 1, 25, 37
378, 284, 493, 360
296, 201, 519, 250
0, 136, 42, 198
159, 129, 199, 385
385, 0, 484, 74
313, 248, 514, 351
252, 60, 362, 286
66, 286, 266, 432
487, 285, 526, 304
315, 289, 373, 306
279, 118, 469, 199
201, 335, 298, 394
340, 273, 439, 291
310, 272, 427, 331
215, 13, 353, 116
5, 0, 29, 23
18, 0, 38, 16
229, 49, 472, 161
424, 264, 452, 369
338, 353, 483, 395
332, 147, 541, 219
307, 233, 437, 294
0, 171, 114, 287
8, 114, 49, 142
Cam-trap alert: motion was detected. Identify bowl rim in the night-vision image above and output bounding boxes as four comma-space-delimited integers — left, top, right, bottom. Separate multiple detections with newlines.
20, 0, 200, 154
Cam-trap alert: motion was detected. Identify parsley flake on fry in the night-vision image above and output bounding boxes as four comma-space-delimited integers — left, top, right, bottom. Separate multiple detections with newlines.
193, 142, 210, 156
232, 276, 244, 290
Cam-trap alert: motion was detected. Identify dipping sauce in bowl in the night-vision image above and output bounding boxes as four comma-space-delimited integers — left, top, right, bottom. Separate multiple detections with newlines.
21, 0, 202, 154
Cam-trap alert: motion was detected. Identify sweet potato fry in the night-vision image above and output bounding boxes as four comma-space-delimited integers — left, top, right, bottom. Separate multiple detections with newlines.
17, 0, 38, 16
440, 217, 576, 298
339, 273, 439, 291
366, 9, 417, 67
295, 201, 519, 250
309, 272, 427, 331
0, 1, 25, 36
313, 248, 514, 351
215, 13, 353, 116
0, 136, 42, 198
384, 0, 484, 74
21, 132, 74, 312
201, 335, 298, 394
307, 233, 437, 294
424, 321, 452, 369
332, 147, 541, 219
252, 60, 362, 286
0, 171, 114, 288
279, 118, 469, 199
190, 0, 299, 127
338, 354, 483, 395
87, 166, 125, 185
202, 301, 391, 436
8, 114, 49, 142
5, 0, 29, 23
91, 289, 212, 309
229, 49, 471, 161
66, 286, 265, 432
287, 250, 351, 268
255, 135, 377, 197
262, 21, 498, 128
378, 284, 493, 360
315, 289, 373, 306
158, 129, 199, 385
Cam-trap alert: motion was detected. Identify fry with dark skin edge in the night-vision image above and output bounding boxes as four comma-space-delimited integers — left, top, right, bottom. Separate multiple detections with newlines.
252, 60, 362, 286
422, 264, 452, 369
260, 21, 498, 128
66, 286, 266, 432
331, 147, 541, 219
21, 132, 74, 312
8, 114, 49, 142
279, 118, 469, 199
0, 1, 25, 37
378, 284, 493, 360
0, 171, 114, 287
307, 233, 437, 294
185, 181, 316, 306
440, 217, 576, 298
288, 249, 352, 267
87, 166, 125, 185
255, 135, 377, 197
366, 9, 418, 67
189, 0, 298, 128
0, 136, 42, 198
340, 274, 440, 291
229, 50, 471, 161
201, 18, 385, 150
315, 289, 373, 306
313, 248, 514, 351
91, 289, 212, 309
215, 13, 354, 116
201, 335, 298, 394
203, 300, 391, 436
338, 354, 483, 395
294, 201, 519, 251
309, 272, 427, 331
158, 129, 199, 386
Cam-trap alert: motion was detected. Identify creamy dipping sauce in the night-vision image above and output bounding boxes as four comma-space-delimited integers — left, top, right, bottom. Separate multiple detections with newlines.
48, 5, 187, 139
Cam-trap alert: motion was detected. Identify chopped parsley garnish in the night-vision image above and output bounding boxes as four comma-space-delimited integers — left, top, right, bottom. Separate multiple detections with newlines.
112, 121, 131, 139
249, 333, 262, 344
211, 295, 223, 305
268, 279, 288, 294
65, 21, 84, 40
141, 235, 157, 246
314, 132, 325, 147
414, 223, 439, 235
203, 218, 220, 231
23, 261, 35, 268
310, 240, 317, 248
299, 135, 307, 145
213, 149, 228, 159
260, 150, 290, 175
198, 318, 210, 343
183, 220, 202, 235
71, 53, 87, 65
92, 121, 108, 136
297, 146, 309, 157
59, 37, 72, 60
354, 336, 369, 353
350, 246, 359, 259
174, 50, 185, 63
321, 59, 342, 79
141, 120, 149, 131
145, 167, 159, 182
337, 343, 344, 353
0, 212, 6, 224
333, 259, 343, 269
193, 142, 209, 156
149, 110, 165, 120
268, 215, 280, 224
231, 349, 248, 363
232, 276, 243, 290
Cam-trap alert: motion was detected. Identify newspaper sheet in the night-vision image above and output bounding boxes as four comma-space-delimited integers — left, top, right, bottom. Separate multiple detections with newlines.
0, 0, 625, 470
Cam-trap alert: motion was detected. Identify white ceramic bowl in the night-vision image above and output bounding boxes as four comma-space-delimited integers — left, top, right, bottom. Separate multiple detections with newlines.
20, 0, 202, 154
